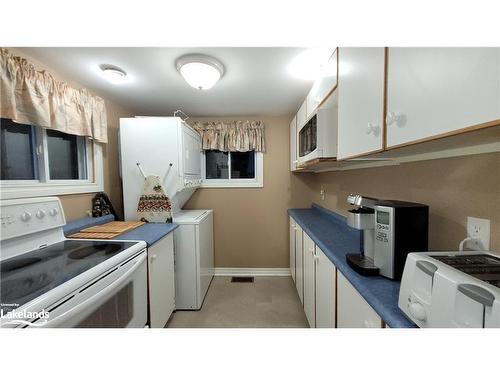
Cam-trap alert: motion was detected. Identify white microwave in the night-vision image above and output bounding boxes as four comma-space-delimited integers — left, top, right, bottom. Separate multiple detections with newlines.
298, 95, 338, 165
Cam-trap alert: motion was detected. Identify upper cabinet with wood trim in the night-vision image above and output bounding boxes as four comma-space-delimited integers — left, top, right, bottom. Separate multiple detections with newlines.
289, 116, 298, 171
337, 47, 386, 160
386, 48, 500, 148
306, 49, 338, 119
297, 100, 307, 130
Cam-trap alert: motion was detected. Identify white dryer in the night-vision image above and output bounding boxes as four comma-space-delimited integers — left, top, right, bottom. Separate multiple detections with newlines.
173, 209, 214, 310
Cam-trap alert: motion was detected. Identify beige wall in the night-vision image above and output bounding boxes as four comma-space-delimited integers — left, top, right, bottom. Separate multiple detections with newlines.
185, 116, 315, 268
307, 152, 500, 252
9, 48, 134, 221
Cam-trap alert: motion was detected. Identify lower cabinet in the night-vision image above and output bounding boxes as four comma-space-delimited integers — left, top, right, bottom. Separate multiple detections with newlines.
315, 247, 336, 328
303, 232, 316, 327
148, 232, 175, 328
295, 224, 304, 305
337, 272, 383, 328
290, 217, 384, 329
289, 218, 296, 282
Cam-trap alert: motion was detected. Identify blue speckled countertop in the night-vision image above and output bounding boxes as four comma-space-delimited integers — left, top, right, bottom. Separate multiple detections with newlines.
288, 204, 415, 328
63, 215, 178, 247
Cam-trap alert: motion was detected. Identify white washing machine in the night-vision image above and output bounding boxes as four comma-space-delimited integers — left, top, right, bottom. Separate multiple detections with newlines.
173, 209, 214, 310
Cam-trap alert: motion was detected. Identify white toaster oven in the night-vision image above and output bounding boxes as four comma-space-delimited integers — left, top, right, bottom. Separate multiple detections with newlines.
399, 251, 500, 328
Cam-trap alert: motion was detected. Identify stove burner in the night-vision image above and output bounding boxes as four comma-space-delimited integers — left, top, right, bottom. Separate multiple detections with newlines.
1, 257, 42, 273
68, 243, 123, 260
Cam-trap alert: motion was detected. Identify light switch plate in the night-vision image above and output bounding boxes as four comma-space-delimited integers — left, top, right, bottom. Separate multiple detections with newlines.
467, 217, 490, 251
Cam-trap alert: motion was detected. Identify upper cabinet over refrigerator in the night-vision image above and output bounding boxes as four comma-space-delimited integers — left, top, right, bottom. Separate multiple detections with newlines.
337, 47, 386, 160
386, 48, 500, 148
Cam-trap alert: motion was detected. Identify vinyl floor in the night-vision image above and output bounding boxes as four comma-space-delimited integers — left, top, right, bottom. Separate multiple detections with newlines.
167, 276, 309, 328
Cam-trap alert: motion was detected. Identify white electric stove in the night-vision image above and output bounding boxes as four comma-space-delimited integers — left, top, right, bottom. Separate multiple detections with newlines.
0, 197, 148, 328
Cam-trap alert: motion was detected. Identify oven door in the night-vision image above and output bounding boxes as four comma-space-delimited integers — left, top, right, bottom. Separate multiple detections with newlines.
298, 114, 319, 164
40, 251, 148, 328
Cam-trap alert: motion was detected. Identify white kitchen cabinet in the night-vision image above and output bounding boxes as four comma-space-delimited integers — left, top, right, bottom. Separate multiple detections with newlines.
337, 272, 383, 328
289, 217, 296, 281
306, 49, 338, 119
386, 48, 500, 148
289, 116, 298, 171
297, 100, 307, 130
315, 247, 336, 328
148, 232, 175, 328
303, 232, 316, 328
294, 223, 304, 305
337, 47, 385, 160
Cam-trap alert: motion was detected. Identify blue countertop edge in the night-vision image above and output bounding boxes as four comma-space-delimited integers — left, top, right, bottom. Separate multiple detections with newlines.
288, 204, 416, 328
63, 215, 178, 247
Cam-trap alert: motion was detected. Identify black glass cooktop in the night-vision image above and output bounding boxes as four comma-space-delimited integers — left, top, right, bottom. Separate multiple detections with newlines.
1, 240, 135, 312
430, 254, 500, 288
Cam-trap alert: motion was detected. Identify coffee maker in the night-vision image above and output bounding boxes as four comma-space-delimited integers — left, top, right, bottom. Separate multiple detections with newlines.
346, 194, 429, 280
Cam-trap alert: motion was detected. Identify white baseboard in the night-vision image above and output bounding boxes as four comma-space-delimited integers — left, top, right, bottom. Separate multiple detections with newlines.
214, 267, 291, 277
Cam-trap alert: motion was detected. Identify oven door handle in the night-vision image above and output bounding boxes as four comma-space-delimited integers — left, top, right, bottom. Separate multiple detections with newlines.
41, 252, 147, 328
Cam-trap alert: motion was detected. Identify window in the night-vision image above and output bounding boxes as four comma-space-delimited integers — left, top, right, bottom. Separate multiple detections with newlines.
46, 129, 88, 180
0, 118, 103, 199
1, 120, 37, 180
202, 150, 263, 188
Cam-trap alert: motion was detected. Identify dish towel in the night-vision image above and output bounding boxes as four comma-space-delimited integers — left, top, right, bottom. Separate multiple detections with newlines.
137, 175, 172, 223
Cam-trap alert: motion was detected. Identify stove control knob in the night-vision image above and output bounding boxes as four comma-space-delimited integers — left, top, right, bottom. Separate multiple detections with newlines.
36, 209, 46, 219
409, 301, 427, 322
21, 211, 32, 222
49, 208, 59, 216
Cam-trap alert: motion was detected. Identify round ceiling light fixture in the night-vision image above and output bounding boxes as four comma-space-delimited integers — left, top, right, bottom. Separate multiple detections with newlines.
176, 54, 224, 90
99, 64, 128, 84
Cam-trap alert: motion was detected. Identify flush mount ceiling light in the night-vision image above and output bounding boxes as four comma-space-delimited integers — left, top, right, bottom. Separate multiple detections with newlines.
99, 64, 128, 84
176, 54, 224, 90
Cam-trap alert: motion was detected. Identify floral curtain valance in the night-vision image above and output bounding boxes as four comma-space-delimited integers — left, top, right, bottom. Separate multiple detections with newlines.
0, 48, 108, 143
192, 120, 265, 152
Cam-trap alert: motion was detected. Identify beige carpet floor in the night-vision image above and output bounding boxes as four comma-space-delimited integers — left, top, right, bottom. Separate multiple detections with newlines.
167, 276, 309, 328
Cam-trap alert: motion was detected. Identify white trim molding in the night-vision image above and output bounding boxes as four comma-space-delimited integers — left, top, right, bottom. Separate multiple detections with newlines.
201, 151, 264, 188
1, 142, 104, 199
214, 267, 291, 277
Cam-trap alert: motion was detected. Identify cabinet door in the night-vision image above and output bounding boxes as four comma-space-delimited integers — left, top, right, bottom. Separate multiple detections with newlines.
294, 225, 304, 305
182, 124, 202, 175
386, 48, 500, 147
297, 100, 307, 130
289, 217, 296, 282
337, 47, 385, 160
290, 116, 298, 171
303, 232, 316, 328
306, 49, 338, 118
148, 233, 175, 328
315, 247, 336, 328
337, 272, 383, 328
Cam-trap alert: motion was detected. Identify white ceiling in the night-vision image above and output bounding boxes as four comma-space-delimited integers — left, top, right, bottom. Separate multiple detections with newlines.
18, 47, 317, 117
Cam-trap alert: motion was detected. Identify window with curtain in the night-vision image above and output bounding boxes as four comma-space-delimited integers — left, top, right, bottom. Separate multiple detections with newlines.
193, 120, 265, 188
0, 48, 105, 199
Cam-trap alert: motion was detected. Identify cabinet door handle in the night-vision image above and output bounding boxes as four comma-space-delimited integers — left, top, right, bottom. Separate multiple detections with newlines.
365, 123, 380, 136
314, 255, 320, 263
386, 111, 402, 126
150, 254, 158, 262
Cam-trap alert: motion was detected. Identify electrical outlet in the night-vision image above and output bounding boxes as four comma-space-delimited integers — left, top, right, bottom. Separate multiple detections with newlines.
467, 217, 490, 251
320, 185, 325, 201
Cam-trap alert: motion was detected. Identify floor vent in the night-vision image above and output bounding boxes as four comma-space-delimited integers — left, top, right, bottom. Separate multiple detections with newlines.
231, 276, 254, 283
